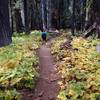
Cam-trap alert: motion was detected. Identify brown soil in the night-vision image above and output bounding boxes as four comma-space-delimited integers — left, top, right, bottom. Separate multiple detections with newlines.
21, 40, 60, 100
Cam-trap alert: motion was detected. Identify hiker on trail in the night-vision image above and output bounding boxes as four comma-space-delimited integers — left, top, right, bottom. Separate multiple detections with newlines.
41, 31, 47, 42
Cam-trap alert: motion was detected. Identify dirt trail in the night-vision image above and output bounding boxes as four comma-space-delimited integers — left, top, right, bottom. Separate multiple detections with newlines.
21, 40, 60, 100
33, 40, 60, 100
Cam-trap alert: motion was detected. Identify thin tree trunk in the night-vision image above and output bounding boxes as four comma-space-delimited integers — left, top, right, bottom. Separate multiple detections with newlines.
41, 0, 46, 31
81, 0, 86, 31
47, 0, 52, 30
71, 0, 76, 36
9, 0, 14, 34
85, 0, 90, 29
14, 8, 23, 33
24, 0, 30, 34
83, 22, 96, 37
20, 1, 25, 27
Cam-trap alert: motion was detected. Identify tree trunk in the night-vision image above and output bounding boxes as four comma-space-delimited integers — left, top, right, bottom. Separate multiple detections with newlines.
0, 0, 12, 47
94, 0, 100, 38
14, 8, 23, 33
20, 1, 25, 27
84, 22, 96, 37
84, 0, 100, 38
41, 0, 46, 31
71, 0, 76, 36
24, 0, 30, 34
81, 0, 86, 31
46, 0, 52, 30
9, 0, 14, 34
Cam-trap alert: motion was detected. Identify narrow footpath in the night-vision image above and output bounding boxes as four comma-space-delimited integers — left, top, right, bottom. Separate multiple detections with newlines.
33, 41, 60, 100
21, 40, 60, 100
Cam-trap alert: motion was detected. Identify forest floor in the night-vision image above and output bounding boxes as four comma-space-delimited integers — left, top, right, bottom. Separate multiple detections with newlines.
21, 39, 60, 100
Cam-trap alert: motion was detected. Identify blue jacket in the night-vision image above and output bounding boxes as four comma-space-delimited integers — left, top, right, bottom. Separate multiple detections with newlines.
42, 32, 47, 36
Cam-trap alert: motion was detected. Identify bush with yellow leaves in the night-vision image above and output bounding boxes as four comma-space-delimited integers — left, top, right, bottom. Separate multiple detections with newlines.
51, 36, 100, 100
0, 31, 42, 99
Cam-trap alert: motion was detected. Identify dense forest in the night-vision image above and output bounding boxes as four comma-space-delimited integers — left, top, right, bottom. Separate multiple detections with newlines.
0, 0, 100, 100
0, 0, 100, 47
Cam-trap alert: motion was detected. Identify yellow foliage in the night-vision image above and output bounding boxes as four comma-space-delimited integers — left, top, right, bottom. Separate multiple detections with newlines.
3, 60, 20, 69
51, 36, 100, 100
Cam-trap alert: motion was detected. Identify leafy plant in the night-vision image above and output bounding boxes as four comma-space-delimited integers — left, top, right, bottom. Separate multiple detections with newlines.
51, 35, 100, 100
0, 31, 42, 99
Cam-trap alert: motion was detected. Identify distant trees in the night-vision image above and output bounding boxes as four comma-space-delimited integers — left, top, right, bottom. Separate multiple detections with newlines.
8, 0, 93, 33
9, 0, 24, 33
0, 0, 100, 47
83, 0, 100, 38
90, 0, 100, 38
